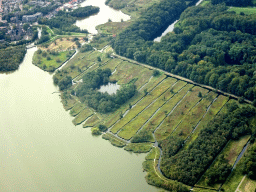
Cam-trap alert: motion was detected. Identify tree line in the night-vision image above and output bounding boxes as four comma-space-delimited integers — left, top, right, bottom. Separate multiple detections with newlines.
0, 45, 26, 72
159, 102, 255, 185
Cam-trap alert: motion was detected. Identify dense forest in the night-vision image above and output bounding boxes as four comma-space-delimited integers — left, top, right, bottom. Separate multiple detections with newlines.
113, 1, 256, 102
76, 68, 137, 113
39, 6, 99, 33
242, 143, 256, 179
69, 6, 99, 18
160, 103, 255, 185
211, 0, 252, 7
0, 45, 26, 72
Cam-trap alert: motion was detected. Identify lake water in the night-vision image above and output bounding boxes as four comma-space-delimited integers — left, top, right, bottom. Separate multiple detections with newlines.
99, 82, 120, 95
75, 0, 130, 34
0, 48, 157, 192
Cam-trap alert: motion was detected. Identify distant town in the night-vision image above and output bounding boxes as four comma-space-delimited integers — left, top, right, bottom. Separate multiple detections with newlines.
0, 0, 83, 43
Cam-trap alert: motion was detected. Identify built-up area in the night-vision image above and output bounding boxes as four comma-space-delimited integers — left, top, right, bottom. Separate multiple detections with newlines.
0, 0, 82, 43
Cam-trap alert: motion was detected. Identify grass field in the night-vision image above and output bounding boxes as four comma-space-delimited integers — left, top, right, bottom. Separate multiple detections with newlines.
33, 50, 75, 72
228, 7, 256, 15
124, 143, 153, 153
140, 82, 189, 133
69, 102, 86, 117
83, 114, 101, 128
239, 176, 256, 192
102, 133, 126, 148
40, 37, 85, 52
61, 91, 77, 111
72, 107, 93, 125
199, 0, 210, 6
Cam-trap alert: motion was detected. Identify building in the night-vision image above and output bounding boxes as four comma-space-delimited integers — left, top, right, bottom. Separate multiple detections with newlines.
22, 12, 43, 23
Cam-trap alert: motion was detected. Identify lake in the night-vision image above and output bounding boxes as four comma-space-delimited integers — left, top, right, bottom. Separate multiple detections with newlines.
0, 47, 157, 192
75, 0, 130, 34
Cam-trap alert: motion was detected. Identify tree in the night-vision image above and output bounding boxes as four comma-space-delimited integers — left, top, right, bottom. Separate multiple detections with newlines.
153, 69, 160, 77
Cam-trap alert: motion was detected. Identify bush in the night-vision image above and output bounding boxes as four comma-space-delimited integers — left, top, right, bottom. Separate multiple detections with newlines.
153, 70, 160, 77
98, 125, 108, 132
91, 127, 101, 135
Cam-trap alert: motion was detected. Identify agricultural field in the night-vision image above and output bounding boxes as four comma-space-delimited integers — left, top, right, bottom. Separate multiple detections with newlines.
55, 41, 256, 192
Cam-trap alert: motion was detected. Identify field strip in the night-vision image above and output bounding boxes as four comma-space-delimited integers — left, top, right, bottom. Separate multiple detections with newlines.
118, 81, 189, 140
110, 78, 174, 133
116, 79, 178, 138
183, 95, 229, 149
117, 80, 182, 140
168, 92, 207, 138
172, 92, 218, 140
154, 86, 208, 141
104, 76, 167, 129
184, 96, 218, 143
153, 86, 192, 141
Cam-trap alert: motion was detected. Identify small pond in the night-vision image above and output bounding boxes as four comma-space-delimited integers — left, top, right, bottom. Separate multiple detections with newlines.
99, 82, 120, 95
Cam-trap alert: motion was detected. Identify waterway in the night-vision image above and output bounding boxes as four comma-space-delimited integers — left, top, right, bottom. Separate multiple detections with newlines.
75, 0, 130, 34
0, 48, 157, 192
153, 0, 204, 42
